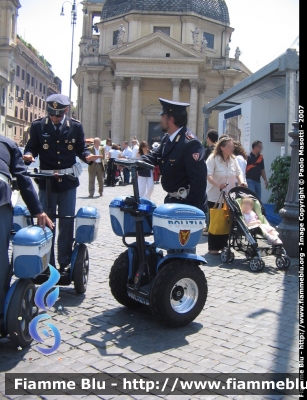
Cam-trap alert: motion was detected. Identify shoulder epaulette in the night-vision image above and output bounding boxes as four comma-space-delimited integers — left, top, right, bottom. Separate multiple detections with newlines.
185, 130, 195, 140
71, 117, 81, 123
33, 117, 43, 122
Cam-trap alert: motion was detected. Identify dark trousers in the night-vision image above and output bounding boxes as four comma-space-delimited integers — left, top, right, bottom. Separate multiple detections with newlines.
106, 159, 117, 186
123, 168, 130, 184
39, 188, 76, 266
0, 204, 13, 312
207, 201, 229, 251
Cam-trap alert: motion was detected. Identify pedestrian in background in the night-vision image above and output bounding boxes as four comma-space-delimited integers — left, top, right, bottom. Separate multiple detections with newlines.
104, 138, 112, 157
88, 137, 105, 197
204, 129, 218, 161
120, 141, 133, 185
106, 144, 121, 187
137, 141, 154, 199
246, 140, 268, 200
234, 140, 248, 184
206, 137, 246, 254
131, 138, 139, 159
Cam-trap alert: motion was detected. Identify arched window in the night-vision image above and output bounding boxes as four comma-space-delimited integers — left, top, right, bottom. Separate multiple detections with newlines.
20, 108, 23, 120
39, 99, 41, 109
42, 100, 45, 111
15, 106, 18, 118
35, 96, 38, 107
25, 109, 28, 122
30, 112, 33, 122
30, 94, 34, 104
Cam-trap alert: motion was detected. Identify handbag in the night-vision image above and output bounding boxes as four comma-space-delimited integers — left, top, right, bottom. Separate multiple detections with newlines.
208, 192, 231, 235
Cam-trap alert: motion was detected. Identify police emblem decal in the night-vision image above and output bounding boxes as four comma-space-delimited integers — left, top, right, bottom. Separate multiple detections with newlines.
53, 102, 58, 109
68, 145, 73, 150
192, 153, 200, 161
43, 144, 49, 150
179, 230, 191, 246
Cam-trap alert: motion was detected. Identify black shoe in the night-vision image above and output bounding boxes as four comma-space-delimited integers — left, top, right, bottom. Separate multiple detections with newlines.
59, 264, 70, 273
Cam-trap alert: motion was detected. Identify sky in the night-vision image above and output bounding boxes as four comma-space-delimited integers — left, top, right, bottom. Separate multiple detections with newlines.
17, 0, 299, 104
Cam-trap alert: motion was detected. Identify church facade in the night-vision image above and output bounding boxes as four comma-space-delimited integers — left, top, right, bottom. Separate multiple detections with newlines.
74, 0, 251, 144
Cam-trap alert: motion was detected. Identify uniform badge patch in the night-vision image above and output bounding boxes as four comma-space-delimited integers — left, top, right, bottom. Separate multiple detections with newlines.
72, 139, 76, 143
68, 145, 73, 150
179, 230, 191, 246
53, 102, 58, 109
192, 153, 200, 161
43, 144, 49, 150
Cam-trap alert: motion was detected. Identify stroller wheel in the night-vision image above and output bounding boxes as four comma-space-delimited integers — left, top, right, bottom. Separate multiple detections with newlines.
228, 252, 235, 264
220, 250, 230, 263
276, 256, 291, 269
249, 257, 262, 272
259, 259, 265, 271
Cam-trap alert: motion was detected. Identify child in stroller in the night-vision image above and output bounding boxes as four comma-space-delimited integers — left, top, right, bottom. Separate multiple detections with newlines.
220, 187, 291, 272
241, 197, 282, 245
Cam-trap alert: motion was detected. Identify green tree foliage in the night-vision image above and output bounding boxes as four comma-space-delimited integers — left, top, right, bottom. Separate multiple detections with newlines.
268, 156, 291, 213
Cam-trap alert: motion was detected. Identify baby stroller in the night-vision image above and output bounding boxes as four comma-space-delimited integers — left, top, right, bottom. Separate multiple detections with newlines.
220, 187, 291, 272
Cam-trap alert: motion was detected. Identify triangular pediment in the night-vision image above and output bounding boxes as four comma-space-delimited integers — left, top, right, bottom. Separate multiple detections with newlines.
109, 31, 205, 60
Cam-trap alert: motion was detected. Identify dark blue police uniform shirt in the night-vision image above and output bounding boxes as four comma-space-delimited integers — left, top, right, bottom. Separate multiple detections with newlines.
142, 126, 207, 210
0, 135, 43, 215
25, 116, 91, 192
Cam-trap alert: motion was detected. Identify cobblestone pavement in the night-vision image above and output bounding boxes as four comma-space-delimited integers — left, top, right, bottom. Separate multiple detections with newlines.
0, 173, 299, 399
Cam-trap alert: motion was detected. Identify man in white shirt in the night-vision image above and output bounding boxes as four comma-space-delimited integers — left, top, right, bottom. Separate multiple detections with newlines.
131, 138, 139, 159
88, 137, 105, 197
120, 141, 133, 184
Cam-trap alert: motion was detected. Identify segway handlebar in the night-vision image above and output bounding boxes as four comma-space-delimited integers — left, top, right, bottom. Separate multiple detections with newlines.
114, 158, 154, 171
27, 171, 77, 181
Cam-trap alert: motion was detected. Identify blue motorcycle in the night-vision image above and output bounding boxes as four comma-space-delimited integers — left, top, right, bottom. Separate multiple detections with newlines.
109, 159, 208, 327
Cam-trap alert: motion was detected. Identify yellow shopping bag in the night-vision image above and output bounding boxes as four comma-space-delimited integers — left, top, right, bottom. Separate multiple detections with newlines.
208, 193, 231, 235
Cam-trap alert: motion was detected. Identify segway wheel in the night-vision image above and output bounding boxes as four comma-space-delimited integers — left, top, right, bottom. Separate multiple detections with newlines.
6, 279, 38, 347
73, 244, 89, 294
109, 251, 142, 308
150, 260, 207, 328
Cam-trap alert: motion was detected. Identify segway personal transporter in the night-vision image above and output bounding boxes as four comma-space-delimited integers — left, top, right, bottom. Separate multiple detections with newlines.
109, 159, 208, 327
16, 171, 100, 294
1, 189, 53, 347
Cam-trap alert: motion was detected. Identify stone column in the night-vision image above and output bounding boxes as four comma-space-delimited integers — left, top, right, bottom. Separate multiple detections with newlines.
203, 111, 212, 141
277, 120, 299, 258
197, 83, 206, 141
88, 85, 102, 137
111, 76, 124, 145
130, 77, 141, 141
285, 70, 297, 155
82, 73, 91, 137
171, 78, 181, 102
189, 79, 199, 134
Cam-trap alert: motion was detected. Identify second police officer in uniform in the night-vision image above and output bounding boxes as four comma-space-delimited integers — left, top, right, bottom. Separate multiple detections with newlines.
23, 94, 100, 272
142, 98, 207, 212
